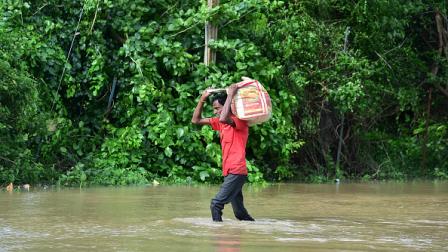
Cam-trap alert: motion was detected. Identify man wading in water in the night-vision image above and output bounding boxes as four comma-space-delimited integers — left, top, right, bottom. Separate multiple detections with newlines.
191, 84, 255, 222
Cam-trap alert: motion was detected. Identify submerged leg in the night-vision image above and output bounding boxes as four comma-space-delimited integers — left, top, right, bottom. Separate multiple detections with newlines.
210, 200, 224, 222
231, 189, 255, 221
210, 174, 247, 222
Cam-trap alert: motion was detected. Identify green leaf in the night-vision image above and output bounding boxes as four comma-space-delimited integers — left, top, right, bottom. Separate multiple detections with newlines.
177, 128, 184, 138
164, 147, 173, 157
199, 171, 209, 181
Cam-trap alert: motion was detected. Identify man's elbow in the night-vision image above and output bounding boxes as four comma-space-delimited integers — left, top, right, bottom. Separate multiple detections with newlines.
191, 118, 198, 124
219, 116, 228, 124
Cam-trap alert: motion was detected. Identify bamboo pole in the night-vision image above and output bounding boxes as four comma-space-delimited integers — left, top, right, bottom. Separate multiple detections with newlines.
204, 0, 219, 65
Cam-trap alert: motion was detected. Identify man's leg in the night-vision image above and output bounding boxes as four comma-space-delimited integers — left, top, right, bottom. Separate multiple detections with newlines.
231, 187, 255, 221
210, 174, 246, 222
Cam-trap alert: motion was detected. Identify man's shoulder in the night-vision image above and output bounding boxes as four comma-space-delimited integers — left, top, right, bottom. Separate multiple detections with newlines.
229, 115, 248, 131
209, 117, 220, 130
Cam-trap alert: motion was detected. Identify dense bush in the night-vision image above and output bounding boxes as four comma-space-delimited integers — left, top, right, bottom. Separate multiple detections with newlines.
1, 0, 447, 186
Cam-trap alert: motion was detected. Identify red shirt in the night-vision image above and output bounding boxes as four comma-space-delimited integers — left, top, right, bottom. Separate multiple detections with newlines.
210, 116, 249, 176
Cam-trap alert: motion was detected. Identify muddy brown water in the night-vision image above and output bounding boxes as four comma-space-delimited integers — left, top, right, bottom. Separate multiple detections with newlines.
1, 182, 447, 251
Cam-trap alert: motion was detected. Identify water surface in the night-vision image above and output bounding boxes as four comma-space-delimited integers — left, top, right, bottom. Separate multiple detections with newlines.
1, 182, 447, 251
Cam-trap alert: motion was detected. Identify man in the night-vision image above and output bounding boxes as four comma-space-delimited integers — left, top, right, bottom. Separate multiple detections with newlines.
191, 84, 255, 222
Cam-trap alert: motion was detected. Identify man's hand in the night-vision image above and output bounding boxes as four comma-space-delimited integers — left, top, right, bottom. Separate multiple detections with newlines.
201, 88, 212, 100
227, 84, 238, 96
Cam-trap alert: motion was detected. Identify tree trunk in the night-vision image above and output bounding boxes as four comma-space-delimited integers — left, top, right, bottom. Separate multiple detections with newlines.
421, 88, 432, 174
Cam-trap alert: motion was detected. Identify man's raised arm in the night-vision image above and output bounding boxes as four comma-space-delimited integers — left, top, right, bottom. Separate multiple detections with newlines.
219, 84, 237, 127
191, 89, 211, 125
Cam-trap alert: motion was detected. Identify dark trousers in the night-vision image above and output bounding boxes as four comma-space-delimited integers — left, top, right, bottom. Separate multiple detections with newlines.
210, 174, 254, 222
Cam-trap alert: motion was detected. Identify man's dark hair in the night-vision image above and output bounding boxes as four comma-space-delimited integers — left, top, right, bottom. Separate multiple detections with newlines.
211, 92, 227, 106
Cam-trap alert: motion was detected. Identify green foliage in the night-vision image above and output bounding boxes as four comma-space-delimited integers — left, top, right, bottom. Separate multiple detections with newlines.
90, 125, 148, 185
358, 122, 448, 181
1, 0, 447, 185
0, 57, 54, 184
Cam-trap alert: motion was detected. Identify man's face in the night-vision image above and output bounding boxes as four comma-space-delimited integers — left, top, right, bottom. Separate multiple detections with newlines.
213, 100, 223, 115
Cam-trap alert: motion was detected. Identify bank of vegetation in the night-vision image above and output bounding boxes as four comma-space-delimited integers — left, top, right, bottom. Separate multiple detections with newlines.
1, 0, 447, 186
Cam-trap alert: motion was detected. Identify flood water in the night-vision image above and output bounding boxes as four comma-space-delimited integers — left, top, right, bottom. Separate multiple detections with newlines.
1, 182, 447, 251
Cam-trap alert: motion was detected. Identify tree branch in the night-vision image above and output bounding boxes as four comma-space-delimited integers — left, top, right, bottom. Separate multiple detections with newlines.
434, 10, 448, 99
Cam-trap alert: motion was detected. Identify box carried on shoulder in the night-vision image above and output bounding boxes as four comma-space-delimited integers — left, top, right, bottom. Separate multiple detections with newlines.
232, 79, 272, 126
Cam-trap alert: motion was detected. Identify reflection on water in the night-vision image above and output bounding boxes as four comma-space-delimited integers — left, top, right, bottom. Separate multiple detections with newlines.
1, 182, 447, 251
